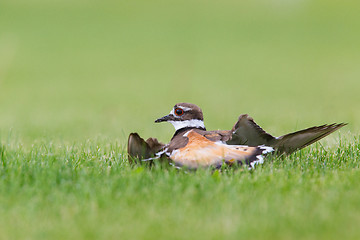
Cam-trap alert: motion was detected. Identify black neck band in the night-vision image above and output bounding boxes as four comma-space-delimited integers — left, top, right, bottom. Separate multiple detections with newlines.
172, 126, 207, 140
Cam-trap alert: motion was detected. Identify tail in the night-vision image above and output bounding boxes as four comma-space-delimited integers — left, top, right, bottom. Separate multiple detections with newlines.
272, 123, 347, 154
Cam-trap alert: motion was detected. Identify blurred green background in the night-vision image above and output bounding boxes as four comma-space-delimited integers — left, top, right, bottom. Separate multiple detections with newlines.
0, 0, 359, 143
1, 1, 360, 239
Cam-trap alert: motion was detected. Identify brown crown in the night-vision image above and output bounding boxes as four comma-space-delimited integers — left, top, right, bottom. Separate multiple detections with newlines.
174, 103, 204, 121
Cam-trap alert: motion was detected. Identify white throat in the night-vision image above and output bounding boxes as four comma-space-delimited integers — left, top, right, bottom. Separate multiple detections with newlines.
169, 119, 205, 131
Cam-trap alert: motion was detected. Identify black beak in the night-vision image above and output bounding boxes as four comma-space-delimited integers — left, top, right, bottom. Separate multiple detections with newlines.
155, 114, 172, 123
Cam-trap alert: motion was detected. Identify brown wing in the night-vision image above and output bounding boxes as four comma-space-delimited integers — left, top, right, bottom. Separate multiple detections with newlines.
127, 133, 165, 164
273, 123, 347, 154
226, 114, 275, 146
170, 130, 273, 169
226, 114, 347, 154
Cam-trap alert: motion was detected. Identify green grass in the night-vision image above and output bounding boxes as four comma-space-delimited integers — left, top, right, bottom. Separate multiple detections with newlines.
0, 0, 360, 239
1, 139, 360, 239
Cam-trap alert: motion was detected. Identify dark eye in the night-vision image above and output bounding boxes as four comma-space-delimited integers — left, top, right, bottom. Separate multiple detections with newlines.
174, 108, 184, 116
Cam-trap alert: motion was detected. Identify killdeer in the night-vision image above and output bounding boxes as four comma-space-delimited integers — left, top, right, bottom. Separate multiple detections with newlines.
127, 103, 346, 169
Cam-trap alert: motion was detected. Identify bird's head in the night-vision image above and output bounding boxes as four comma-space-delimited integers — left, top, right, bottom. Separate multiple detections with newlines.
155, 103, 205, 131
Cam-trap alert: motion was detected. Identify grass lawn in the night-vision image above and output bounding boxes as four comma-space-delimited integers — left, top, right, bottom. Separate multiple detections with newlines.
0, 0, 360, 239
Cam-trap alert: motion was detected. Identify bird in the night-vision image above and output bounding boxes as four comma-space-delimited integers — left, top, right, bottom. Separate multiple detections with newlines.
127, 103, 346, 168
